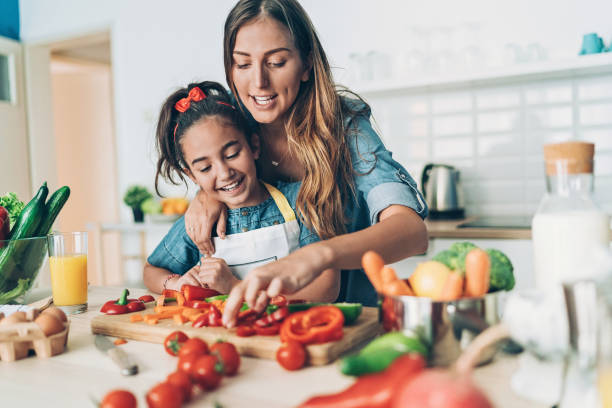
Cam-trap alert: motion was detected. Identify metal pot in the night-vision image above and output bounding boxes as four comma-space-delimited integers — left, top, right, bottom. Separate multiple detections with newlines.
380, 291, 508, 366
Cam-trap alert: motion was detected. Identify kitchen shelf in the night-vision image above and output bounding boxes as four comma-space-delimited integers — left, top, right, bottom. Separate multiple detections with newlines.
355, 52, 612, 97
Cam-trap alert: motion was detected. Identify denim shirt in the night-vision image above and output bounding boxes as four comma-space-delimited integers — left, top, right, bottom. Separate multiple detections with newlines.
147, 181, 319, 276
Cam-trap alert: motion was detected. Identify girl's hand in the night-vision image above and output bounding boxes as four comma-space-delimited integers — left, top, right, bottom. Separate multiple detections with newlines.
166, 266, 205, 291
184, 189, 228, 256
222, 245, 329, 327
198, 256, 239, 294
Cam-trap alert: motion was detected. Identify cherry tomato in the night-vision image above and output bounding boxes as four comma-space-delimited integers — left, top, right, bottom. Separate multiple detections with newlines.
146, 382, 183, 408
163, 330, 189, 356
192, 354, 223, 390
276, 340, 306, 371
166, 370, 193, 402
177, 352, 199, 376
177, 337, 209, 358
210, 341, 241, 376
100, 389, 137, 408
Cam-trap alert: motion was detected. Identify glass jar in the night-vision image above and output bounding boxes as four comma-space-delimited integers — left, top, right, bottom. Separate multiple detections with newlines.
531, 142, 610, 289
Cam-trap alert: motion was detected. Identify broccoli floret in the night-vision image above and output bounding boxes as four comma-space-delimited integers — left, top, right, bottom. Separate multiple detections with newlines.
432, 249, 457, 270
486, 248, 515, 291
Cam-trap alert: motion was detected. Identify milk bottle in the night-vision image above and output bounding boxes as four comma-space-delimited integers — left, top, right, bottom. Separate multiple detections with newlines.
532, 142, 610, 289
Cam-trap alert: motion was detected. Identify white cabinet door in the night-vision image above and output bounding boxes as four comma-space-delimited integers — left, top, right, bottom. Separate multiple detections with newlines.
0, 36, 30, 198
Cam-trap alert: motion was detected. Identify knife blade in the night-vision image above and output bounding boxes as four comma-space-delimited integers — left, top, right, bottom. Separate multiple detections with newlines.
94, 334, 138, 376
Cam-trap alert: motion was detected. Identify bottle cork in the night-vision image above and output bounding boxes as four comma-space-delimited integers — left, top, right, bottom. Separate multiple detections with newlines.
543, 141, 594, 175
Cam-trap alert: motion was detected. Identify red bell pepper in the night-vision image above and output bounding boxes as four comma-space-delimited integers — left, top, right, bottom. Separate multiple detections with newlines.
138, 294, 155, 303
298, 354, 426, 408
100, 289, 146, 314
191, 305, 223, 328
0, 206, 9, 246
236, 326, 256, 337
161, 289, 185, 306
183, 300, 212, 309
254, 321, 281, 336
280, 306, 344, 345
181, 284, 220, 301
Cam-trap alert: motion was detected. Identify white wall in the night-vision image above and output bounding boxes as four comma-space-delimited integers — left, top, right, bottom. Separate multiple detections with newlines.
19, 0, 612, 222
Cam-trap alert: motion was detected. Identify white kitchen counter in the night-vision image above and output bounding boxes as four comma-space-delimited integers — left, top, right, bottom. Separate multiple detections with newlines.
0, 287, 547, 407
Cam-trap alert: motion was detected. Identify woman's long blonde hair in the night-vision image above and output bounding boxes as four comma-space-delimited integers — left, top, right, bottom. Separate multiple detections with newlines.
224, 0, 364, 239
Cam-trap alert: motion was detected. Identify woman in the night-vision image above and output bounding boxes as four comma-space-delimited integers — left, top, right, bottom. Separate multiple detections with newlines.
185, 0, 428, 327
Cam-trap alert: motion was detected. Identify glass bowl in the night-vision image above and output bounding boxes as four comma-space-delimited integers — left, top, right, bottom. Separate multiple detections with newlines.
0, 236, 48, 304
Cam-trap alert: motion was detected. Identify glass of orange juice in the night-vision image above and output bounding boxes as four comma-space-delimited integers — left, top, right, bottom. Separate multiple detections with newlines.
598, 284, 612, 407
47, 231, 88, 314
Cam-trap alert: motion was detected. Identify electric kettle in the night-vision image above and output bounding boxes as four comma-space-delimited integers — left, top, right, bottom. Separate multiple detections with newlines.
421, 163, 465, 219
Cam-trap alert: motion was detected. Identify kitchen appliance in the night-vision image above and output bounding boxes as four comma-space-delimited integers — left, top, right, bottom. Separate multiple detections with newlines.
94, 334, 138, 376
380, 291, 508, 366
421, 163, 465, 219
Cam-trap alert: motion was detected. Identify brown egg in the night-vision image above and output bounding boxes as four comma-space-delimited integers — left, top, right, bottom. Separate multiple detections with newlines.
0, 311, 27, 325
41, 307, 67, 323
34, 313, 65, 336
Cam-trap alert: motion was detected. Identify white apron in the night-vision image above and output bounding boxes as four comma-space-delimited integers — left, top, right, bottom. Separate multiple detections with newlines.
211, 182, 300, 280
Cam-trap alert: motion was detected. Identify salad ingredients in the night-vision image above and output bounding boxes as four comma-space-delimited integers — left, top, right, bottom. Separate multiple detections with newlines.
280, 306, 344, 345
361, 250, 384, 292
181, 284, 220, 301
486, 248, 515, 291
464, 248, 490, 297
0, 206, 9, 243
164, 331, 189, 356
166, 370, 193, 402
211, 341, 241, 376
0, 192, 25, 228
100, 389, 137, 408
409, 261, 451, 298
99, 289, 146, 314
192, 354, 223, 390
146, 382, 184, 408
287, 303, 362, 325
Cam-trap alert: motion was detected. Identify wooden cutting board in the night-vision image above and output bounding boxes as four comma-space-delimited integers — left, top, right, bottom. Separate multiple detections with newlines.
91, 305, 381, 365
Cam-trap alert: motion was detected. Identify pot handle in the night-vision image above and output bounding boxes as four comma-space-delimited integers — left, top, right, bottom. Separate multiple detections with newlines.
421, 163, 435, 198
454, 323, 511, 374
446, 304, 490, 334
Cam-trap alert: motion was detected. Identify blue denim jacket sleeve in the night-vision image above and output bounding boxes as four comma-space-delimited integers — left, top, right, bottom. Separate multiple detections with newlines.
147, 216, 200, 275
345, 100, 428, 224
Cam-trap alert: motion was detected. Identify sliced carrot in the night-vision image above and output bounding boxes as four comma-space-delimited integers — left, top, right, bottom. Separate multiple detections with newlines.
186, 311, 205, 322
182, 308, 203, 318
156, 294, 166, 307
464, 248, 491, 297
114, 338, 127, 345
129, 314, 144, 322
176, 292, 186, 307
437, 272, 464, 301
154, 305, 185, 314
361, 250, 385, 292
173, 314, 188, 325
145, 318, 159, 325
210, 299, 225, 313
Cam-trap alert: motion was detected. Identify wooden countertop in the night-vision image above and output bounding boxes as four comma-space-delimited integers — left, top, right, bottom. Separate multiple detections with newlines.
426, 217, 532, 240
0, 286, 548, 407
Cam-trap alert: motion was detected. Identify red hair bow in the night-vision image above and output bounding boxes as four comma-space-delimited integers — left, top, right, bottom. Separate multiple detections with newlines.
174, 87, 206, 113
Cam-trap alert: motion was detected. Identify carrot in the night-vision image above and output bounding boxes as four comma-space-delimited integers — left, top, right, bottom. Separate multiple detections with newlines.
464, 248, 490, 297
154, 305, 185, 314
129, 314, 144, 322
437, 272, 464, 301
113, 338, 127, 345
361, 251, 385, 292
173, 314, 188, 325
383, 279, 414, 296
380, 266, 399, 285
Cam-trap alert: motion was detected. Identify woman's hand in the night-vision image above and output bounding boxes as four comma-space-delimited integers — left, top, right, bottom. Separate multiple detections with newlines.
184, 189, 228, 256
222, 243, 331, 327
198, 256, 239, 294
165, 265, 205, 291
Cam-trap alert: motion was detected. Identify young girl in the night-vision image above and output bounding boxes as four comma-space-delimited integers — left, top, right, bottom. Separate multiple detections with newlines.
143, 81, 339, 303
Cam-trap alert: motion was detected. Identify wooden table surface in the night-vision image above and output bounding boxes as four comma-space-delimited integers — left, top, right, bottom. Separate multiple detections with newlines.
0, 286, 549, 407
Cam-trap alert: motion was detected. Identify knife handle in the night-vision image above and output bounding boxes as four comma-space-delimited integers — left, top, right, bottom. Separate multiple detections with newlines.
108, 347, 139, 376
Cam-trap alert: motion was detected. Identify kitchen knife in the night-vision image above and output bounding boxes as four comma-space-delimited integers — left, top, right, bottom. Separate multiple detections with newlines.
94, 334, 138, 376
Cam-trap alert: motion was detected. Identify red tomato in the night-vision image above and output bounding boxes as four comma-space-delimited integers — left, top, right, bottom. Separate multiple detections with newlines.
100, 389, 137, 408
146, 382, 183, 408
166, 370, 193, 402
210, 341, 241, 376
163, 330, 189, 356
192, 354, 223, 390
178, 337, 209, 358
276, 341, 306, 371
177, 352, 199, 376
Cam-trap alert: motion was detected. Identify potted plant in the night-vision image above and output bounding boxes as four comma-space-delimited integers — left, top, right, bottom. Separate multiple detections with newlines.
123, 185, 152, 223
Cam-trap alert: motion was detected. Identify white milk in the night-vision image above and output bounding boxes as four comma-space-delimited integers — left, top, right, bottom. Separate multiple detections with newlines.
532, 210, 610, 288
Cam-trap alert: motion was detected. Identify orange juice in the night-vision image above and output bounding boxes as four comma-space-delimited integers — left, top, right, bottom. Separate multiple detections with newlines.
599, 367, 612, 408
49, 254, 88, 306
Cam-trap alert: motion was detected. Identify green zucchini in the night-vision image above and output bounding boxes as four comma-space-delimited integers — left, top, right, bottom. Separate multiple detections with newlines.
19, 186, 71, 282
0, 182, 48, 296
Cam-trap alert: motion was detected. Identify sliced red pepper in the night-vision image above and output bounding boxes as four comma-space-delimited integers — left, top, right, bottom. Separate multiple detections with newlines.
138, 295, 155, 303
254, 322, 281, 336
236, 326, 256, 337
237, 309, 259, 324
270, 306, 289, 322
126, 300, 145, 313
270, 295, 288, 307
192, 314, 209, 328
280, 306, 344, 345
207, 306, 223, 327
162, 289, 181, 298
181, 284, 220, 301
183, 300, 212, 309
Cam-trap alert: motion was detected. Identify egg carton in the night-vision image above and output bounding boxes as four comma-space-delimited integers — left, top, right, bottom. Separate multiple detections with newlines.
0, 312, 69, 362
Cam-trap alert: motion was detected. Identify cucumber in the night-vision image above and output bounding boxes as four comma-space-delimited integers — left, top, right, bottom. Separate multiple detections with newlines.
0, 182, 48, 295
19, 186, 71, 282
288, 302, 363, 325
